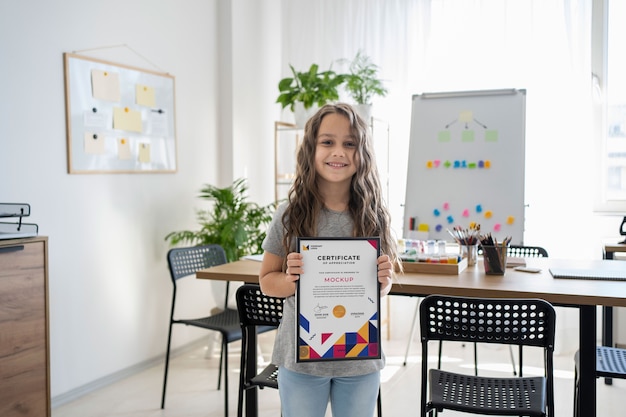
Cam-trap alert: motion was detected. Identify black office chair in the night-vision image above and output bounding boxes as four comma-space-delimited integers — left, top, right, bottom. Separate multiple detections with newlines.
573, 345, 626, 417
473, 245, 549, 376
419, 294, 556, 417
236, 283, 384, 417
404, 244, 549, 376
236, 284, 283, 417
162, 245, 252, 417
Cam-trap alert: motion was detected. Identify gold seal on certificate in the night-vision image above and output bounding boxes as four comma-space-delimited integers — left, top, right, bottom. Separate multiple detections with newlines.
295, 237, 381, 362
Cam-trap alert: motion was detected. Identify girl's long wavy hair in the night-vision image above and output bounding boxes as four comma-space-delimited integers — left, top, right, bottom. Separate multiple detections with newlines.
281, 103, 400, 271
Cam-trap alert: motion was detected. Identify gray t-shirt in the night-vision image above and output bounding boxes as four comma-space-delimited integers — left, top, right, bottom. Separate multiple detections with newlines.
262, 202, 385, 377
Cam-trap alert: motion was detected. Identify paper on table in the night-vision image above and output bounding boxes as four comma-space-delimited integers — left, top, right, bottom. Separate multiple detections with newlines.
242, 254, 264, 262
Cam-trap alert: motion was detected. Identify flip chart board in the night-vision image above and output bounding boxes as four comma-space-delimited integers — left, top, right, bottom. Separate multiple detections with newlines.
403, 89, 526, 244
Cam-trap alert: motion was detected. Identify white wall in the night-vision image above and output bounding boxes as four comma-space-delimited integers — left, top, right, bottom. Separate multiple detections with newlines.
2, 0, 625, 406
0, 0, 281, 403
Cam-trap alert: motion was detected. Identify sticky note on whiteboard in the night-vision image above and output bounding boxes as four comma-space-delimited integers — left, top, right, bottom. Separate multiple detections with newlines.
113, 107, 143, 133
459, 110, 473, 122
91, 69, 121, 102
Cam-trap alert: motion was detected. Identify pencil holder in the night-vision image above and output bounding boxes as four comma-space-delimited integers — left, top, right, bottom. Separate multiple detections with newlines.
480, 244, 507, 275
461, 244, 478, 266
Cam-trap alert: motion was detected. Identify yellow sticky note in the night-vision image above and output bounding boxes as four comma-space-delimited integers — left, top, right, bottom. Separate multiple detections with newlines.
138, 143, 151, 163
113, 107, 143, 133
136, 84, 156, 107
118, 138, 131, 160
459, 110, 473, 123
84, 132, 105, 154
91, 69, 121, 102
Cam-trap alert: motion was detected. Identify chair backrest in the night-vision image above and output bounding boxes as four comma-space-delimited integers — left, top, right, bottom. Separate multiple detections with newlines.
419, 294, 556, 350
167, 244, 228, 282
236, 284, 284, 328
507, 245, 548, 258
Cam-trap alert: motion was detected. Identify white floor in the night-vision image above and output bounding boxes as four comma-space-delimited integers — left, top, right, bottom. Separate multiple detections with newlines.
52, 325, 626, 417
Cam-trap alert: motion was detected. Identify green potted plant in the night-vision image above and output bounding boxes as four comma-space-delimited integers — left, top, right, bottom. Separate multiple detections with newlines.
165, 178, 275, 262
341, 50, 388, 122
276, 63, 345, 127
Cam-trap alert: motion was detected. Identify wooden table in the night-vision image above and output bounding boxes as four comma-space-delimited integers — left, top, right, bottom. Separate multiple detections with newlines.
198, 257, 626, 417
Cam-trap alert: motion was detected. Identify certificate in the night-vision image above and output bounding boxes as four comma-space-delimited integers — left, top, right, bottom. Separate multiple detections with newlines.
295, 237, 381, 362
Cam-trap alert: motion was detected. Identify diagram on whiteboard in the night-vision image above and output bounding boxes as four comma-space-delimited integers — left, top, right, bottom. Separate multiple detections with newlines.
403, 90, 526, 244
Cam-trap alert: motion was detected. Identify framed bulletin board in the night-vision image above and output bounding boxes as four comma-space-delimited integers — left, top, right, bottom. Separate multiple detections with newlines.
63, 53, 177, 173
403, 89, 526, 244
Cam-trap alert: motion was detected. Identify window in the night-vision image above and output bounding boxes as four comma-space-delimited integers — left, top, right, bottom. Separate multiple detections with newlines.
595, 0, 626, 211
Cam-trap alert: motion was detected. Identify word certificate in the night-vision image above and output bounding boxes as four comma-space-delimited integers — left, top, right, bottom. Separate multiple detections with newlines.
296, 237, 381, 362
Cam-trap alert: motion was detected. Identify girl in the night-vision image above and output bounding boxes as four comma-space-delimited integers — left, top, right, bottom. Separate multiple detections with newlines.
259, 103, 400, 417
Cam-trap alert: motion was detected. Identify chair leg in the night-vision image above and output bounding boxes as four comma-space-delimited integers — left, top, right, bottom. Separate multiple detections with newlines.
518, 345, 523, 377
223, 339, 229, 417
161, 323, 174, 409
217, 338, 224, 390
377, 386, 383, 417
473, 342, 478, 376
508, 345, 517, 376
404, 298, 420, 366
437, 340, 443, 369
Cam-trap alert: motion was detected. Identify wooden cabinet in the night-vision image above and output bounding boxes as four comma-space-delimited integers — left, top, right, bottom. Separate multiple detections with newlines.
0, 236, 50, 417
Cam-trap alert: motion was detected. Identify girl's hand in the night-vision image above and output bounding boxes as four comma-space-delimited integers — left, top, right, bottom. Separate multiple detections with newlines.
377, 254, 393, 296
285, 252, 303, 283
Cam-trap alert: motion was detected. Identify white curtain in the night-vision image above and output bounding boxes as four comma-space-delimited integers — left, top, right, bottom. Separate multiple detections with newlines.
280, 0, 594, 259
280, 0, 593, 353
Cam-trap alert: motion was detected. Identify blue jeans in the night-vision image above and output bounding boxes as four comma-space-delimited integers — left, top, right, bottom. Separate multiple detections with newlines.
277, 366, 380, 417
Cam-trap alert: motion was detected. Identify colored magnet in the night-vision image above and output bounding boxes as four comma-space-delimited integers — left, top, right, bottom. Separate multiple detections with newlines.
462, 209, 470, 217
493, 223, 502, 232
418, 223, 429, 231
434, 160, 441, 168
444, 160, 452, 168
435, 224, 443, 232
478, 160, 484, 168
427, 161, 433, 168
443, 202, 450, 210
507, 216, 515, 225
484, 210, 493, 219
476, 205, 483, 213
446, 215, 454, 224
485, 160, 491, 168
454, 160, 460, 168
433, 209, 441, 216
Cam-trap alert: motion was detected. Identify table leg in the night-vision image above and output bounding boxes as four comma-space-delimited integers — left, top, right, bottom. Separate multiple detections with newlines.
579, 305, 597, 417
602, 306, 613, 385
603, 249, 614, 385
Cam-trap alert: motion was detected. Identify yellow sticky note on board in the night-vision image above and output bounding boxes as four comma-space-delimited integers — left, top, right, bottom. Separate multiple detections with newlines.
118, 138, 132, 160
459, 110, 473, 123
113, 107, 143, 133
84, 132, 105, 154
136, 84, 156, 107
138, 143, 151, 163
91, 69, 121, 102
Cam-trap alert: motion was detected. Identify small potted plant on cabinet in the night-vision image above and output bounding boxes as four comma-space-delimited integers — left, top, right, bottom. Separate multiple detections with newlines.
165, 178, 275, 262
276, 63, 345, 127
341, 50, 388, 123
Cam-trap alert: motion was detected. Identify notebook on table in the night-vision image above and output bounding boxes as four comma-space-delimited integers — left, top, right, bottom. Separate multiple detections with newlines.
550, 268, 626, 281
